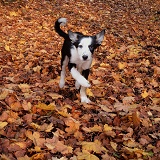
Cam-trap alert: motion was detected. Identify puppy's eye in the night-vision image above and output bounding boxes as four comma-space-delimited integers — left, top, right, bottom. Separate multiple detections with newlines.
89, 45, 94, 50
78, 45, 83, 48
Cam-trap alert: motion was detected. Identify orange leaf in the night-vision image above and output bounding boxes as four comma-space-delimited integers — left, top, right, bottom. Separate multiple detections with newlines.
132, 111, 140, 127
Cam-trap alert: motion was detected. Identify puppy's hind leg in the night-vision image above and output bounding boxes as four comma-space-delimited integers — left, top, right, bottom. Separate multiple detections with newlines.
59, 56, 69, 88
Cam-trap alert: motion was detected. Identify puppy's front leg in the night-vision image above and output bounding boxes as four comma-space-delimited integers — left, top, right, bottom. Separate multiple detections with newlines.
80, 69, 91, 103
80, 86, 91, 103
70, 66, 90, 88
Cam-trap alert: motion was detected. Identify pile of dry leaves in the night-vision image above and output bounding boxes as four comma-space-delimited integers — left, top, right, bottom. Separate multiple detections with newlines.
0, 0, 159, 159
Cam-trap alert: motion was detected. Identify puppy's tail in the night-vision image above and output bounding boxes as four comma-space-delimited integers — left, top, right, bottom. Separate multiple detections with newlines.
55, 18, 68, 39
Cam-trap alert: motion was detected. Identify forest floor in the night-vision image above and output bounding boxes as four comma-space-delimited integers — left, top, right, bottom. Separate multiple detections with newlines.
0, 0, 160, 160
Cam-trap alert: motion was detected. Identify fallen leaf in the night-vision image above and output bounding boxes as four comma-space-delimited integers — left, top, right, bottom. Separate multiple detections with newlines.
0, 90, 9, 100
35, 103, 55, 110
10, 11, 18, 16
104, 124, 112, 132
81, 140, 107, 153
88, 124, 102, 132
47, 92, 63, 99
114, 102, 128, 112
65, 118, 80, 134
118, 62, 127, 69
86, 88, 94, 97
110, 141, 117, 151
0, 121, 8, 129
18, 84, 31, 93
132, 111, 140, 127
122, 96, 135, 105
77, 150, 100, 160
4, 45, 10, 51
141, 90, 149, 98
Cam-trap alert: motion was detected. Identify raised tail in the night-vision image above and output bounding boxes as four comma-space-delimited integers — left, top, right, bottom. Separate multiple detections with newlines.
55, 18, 68, 39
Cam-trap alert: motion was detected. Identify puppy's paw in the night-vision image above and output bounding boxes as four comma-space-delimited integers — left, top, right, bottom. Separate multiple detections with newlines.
81, 96, 91, 103
75, 81, 80, 89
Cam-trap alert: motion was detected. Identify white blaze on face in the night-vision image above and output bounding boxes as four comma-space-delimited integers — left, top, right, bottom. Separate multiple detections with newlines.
78, 37, 92, 61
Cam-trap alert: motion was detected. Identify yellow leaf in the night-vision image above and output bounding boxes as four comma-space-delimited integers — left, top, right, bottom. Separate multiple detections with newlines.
118, 62, 126, 69
31, 153, 45, 160
110, 141, 117, 151
45, 123, 54, 132
81, 140, 107, 154
18, 83, 31, 93
100, 62, 110, 68
25, 130, 34, 140
123, 139, 139, 148
47, 92, 63, 99
0, 121, 8, 129
34, 146, 42, 152
141, 90, 149, 98
88, 125, 102, 132
77, 150, 99, 160
5, 45, 10, 51
33, 65, 42, 73
86, 88, 94, 97
58, 111, 70, 117
10, 11, 18, 16
36, 103, 55, 110
104, 124, 112, 132
0, 90, 9, 100
30, 122, 41, 130
15, 142, 27, 149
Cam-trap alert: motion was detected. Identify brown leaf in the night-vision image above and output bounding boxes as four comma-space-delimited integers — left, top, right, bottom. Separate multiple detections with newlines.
132, 111, 140, 127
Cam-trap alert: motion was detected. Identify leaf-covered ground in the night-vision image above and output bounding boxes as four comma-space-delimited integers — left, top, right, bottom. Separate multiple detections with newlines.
0, 0, 160, 159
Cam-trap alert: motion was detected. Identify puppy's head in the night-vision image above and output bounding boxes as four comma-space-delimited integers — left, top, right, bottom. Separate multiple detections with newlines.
68, 30, 105, 61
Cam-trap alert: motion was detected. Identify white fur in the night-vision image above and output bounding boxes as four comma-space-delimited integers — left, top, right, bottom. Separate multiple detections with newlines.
72, 37, 93, 62
58, 18, 67, 26
80, 86, 91, 103
70, 67, 90, 88
70, 39, 92, 70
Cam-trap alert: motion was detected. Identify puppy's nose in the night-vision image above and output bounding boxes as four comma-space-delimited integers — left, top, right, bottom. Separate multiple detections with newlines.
82, 55, 88, 60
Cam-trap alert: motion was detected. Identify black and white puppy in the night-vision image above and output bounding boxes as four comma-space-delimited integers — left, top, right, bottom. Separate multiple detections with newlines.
55, 18, 105, 103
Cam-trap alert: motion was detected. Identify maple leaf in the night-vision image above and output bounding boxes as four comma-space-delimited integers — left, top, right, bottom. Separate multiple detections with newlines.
0, 90, 9, 100
18, 84, 31, 93
4, 44, 10, 51
132, 111, 140, 127
35, 103, 56, 111
114, 102, 129, 112
104, 124, 112, 132
118, 62, 127, 69
65, 118, 80, 134
141, 90, 149, 98
0, 121, 8, 129
81, 140, 107, 154
77, 150, 100, 160
22, 100, 32, 111
46, 92, 63, 99
110, 141, 117, 151
88, 124, 103, 132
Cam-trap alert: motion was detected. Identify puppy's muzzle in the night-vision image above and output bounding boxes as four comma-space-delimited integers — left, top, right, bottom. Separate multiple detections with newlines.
82, 55, 88, 60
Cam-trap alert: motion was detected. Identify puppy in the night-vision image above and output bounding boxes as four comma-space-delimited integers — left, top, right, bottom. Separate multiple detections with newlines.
55, 18, 105, 103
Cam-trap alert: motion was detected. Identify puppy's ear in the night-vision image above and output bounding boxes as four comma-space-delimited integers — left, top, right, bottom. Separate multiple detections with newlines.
95, 29, 105, 45
68, 30, 78, 42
